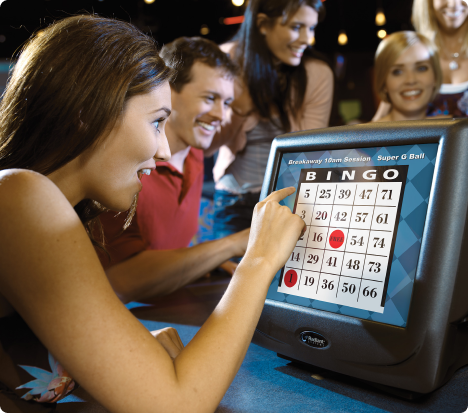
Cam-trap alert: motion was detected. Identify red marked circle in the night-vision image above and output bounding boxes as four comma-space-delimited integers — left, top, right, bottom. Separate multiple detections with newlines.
329, 230, 345, 249
284, 269, 298, 288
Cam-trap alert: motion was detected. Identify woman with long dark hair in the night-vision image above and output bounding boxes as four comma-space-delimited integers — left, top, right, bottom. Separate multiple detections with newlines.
0, 15, 303, 413
207, 0, 333, 239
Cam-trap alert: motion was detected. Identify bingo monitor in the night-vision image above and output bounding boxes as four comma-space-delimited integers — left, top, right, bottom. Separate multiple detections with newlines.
254, 119, 468, 395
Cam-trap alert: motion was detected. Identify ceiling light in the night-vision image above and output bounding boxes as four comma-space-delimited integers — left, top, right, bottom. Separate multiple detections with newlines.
375, 9, 386, 26
338, 31, 348, 46
377, 29, 387, 39
232, 0, 244, 6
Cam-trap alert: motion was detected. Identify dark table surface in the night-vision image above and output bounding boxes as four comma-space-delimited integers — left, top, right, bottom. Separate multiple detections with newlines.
57, 273, 468, 413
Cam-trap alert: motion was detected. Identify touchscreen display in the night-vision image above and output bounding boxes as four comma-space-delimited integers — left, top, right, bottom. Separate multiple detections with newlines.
265, 143, 438, 327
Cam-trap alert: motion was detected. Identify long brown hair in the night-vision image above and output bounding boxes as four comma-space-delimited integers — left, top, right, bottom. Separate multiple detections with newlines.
0, 15, 174, 246
233, 0, 325, 132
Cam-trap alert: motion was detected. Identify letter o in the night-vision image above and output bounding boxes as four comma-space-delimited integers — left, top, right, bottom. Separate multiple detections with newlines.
383, 169, 399, 180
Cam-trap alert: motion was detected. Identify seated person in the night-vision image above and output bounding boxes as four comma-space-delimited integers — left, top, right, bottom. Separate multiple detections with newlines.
372, 31, 442, 122
98, 37, 249, 303
0, 15, 304, 412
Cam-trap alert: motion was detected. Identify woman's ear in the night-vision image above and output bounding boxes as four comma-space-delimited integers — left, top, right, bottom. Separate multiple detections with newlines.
256, 13, 269, 35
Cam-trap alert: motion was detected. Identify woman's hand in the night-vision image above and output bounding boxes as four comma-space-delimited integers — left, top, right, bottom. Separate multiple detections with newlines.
243, 187, 305, 274
150, 327, 184, 360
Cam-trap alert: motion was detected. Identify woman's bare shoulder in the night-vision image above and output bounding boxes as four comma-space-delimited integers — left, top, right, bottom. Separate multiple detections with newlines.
0, 168, 55, 192
0, 169, 77, 229
0, 169, 66, 201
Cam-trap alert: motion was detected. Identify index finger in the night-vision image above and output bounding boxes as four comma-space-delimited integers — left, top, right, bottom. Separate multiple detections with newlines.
263, 187, 296, 203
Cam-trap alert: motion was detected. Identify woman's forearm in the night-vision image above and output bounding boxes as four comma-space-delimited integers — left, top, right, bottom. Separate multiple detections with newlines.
172, 258, 276, 412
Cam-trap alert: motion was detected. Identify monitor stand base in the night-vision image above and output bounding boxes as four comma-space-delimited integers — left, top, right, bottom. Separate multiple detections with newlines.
277, 353, 425, 400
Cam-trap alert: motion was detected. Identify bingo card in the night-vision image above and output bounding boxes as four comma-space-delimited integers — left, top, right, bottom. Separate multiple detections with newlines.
278, 165, 408, 313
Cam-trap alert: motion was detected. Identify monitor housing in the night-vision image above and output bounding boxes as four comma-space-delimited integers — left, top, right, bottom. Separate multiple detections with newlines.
253, 119, 468, 394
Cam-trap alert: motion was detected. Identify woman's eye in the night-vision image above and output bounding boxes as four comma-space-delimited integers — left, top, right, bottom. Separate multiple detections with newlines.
417, 65, 429, 72
152, 120, 162, 132
391, 69, 402, 76
205, 96, 215, 103
291, 25, 301, 32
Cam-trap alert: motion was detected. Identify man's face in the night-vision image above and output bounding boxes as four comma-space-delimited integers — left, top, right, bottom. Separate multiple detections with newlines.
167, 61, 234, 151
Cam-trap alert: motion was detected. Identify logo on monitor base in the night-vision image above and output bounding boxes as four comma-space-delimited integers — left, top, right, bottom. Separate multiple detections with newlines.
300, 331, 328, 348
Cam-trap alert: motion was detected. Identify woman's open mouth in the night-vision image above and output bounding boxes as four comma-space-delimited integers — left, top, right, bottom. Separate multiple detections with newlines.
137, 169, 152, 180
400, 89, 422, 100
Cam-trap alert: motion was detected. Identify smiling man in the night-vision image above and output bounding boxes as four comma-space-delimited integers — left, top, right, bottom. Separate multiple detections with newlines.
98, 37, 248, 303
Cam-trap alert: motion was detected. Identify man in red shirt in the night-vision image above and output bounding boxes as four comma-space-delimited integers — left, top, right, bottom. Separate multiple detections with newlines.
98, 38, 249, 303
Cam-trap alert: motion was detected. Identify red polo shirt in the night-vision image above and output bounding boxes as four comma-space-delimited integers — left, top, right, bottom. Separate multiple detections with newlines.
98, 147, 204, 269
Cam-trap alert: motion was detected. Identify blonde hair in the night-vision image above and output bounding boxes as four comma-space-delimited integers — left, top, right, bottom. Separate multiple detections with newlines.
412, 0, 468, 56
374, 31, 442, 103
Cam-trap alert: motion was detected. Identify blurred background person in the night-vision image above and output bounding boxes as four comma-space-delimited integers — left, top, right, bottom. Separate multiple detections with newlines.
372, 31, 442, 122
206, 0, 333, 239
373, 0, 468, 120
414, 0, 468, 116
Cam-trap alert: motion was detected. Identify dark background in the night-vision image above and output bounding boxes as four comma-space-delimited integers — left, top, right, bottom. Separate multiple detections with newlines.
0, 0, 414, 124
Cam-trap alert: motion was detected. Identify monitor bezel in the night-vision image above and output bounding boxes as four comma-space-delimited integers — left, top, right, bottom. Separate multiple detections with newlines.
256, 119, 468, 392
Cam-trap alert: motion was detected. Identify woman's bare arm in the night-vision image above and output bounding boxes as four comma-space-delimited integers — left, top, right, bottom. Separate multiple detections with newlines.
300, 59, 334, 130
0, 170, 303, 413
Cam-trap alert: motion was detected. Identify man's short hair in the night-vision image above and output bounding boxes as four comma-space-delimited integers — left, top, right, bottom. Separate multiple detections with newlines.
160, 37, 238, 93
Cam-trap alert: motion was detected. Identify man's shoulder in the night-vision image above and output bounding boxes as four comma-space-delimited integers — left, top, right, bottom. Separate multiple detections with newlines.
188, 147, 204, 163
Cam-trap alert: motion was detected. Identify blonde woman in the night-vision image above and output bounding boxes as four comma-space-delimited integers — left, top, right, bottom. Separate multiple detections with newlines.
413, 0, 468, 116
373, 0, 468, 119
372, 31, 442, 122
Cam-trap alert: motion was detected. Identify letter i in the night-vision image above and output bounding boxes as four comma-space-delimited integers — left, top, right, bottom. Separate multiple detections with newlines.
327, 171, 332, 181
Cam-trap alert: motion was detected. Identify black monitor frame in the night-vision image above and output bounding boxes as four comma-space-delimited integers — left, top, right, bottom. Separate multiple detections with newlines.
254, 118, 468, 394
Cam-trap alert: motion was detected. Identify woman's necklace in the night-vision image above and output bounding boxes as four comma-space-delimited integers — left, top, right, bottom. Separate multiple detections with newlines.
449, 52, 460, 71
442, 34, 464, 71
